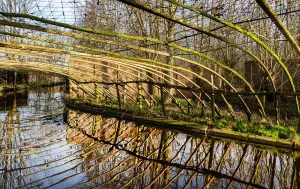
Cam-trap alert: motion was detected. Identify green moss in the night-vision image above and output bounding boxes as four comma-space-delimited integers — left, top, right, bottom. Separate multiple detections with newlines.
258, 129, 278, 138
213, 119, 229, 129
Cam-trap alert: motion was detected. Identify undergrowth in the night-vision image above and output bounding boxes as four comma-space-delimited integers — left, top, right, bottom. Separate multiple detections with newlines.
213, 118, 299, 140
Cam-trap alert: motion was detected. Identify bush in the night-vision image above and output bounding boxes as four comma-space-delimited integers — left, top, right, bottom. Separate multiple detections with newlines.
233, 122, 248, 133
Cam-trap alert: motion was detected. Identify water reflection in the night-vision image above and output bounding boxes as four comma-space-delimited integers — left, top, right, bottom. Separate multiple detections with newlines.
66, 111, 299, 189
0, 92, 28, 111
0, 88, 64, 189
0, 90, 299, 189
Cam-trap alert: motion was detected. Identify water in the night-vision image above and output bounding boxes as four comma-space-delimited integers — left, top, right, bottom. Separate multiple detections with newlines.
0, 88, 299, 189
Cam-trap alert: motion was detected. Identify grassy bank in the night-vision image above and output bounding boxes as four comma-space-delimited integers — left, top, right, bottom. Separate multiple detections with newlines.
212, 118, 298, 140
65, 96, 300, 144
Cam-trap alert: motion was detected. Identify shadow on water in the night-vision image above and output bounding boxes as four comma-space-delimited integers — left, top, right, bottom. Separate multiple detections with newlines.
0, 89, 299, 189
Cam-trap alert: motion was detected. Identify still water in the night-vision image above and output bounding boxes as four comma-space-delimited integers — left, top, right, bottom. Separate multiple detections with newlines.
0, 89, 299, 189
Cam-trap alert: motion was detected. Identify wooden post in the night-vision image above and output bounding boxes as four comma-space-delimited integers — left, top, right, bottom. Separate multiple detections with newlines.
298, 118, 300, 134
116, 83, 121, 110
65, 78, 70, 94
262, 91, 266, 109
93, 64, 99, 104
208, 141, 215, 170
211, 88, 215, 122
123, 84, 126, 104
211, 76, 215, 122
95, 83, 100, 104
150, 98, 153, 107
274, 92, 279, 124
160, 85, 166, 116
137, 81, 143, 111
200, 93, 205, 116
201, 103, 204, 116
13, 71, 16, 88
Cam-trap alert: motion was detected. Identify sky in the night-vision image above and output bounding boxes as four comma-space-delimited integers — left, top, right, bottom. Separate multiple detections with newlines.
30, 0, 87, 24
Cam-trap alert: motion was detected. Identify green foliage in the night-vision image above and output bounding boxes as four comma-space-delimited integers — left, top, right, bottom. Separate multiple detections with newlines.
257, 124, 296, 139
210, 117, 298, 140
214, 119, 229, 129
232, 122, 248, 133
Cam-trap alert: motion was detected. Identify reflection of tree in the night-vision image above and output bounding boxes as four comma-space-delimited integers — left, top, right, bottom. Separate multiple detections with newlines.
1, 91, 22, 188
1, 106, 298, 188
295, 156, 300, 188
60, 110, 299, 189
0, 89, 65, 188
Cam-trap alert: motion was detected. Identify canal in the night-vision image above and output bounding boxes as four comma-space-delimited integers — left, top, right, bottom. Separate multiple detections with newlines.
0, 88, 299, 189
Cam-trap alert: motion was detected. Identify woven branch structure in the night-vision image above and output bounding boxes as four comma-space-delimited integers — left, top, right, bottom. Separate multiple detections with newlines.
0, 0, 299, 128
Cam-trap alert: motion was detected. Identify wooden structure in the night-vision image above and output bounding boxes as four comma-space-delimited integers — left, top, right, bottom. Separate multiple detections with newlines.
0, 0, 299, 130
